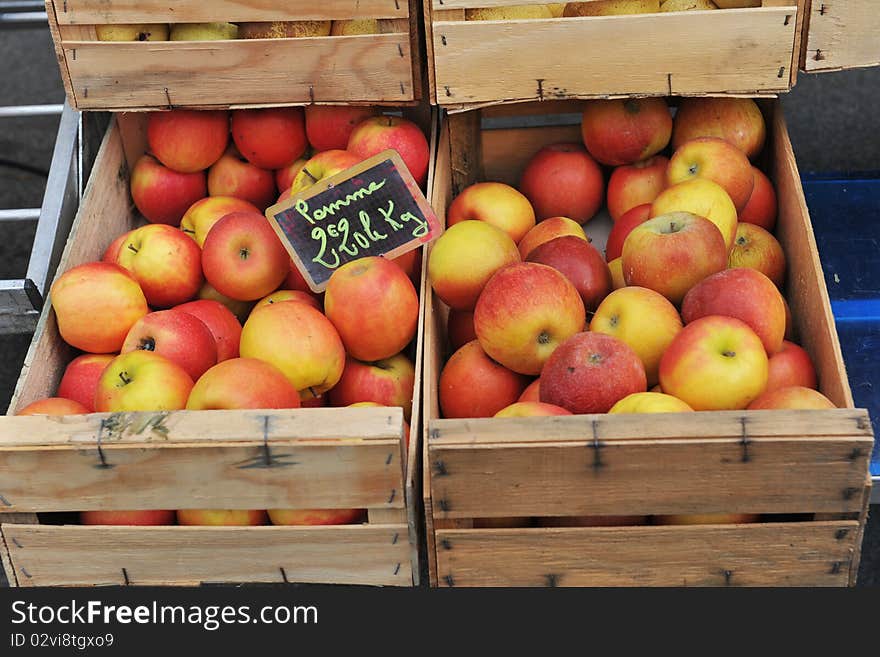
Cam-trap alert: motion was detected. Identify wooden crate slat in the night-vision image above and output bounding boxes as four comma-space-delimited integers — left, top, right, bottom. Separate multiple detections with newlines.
803, 0, 880, 72
55, 0, 409, 24
3, 524, 411, 587
64, 36, 415, 110
431, 8, 797, 104
435, 521, 859, 587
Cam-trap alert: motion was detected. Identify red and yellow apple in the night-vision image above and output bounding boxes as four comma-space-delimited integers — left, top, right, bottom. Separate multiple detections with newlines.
655, 513, 760, 525
739, 166, 777, 230
180, 196, 261, 247
518, 143, 604, 222
728, 222, 786, 288
174, 299, 242, 362
581, 98, 672, 166
56, 354, 115, 412
290, 149, 361, 196
606, 155, 668, 221
672, 97, 766, 160
207, 147, 277, 210
130, 155, 206, 226
667, 137, 754, 212
17, 397, 89, 416
347, 115, 430, 186
526, 235, 612, 312
95, 351, 194, 412
518, 379, 541, 403
604, 203, 652, 262
177, 510, 268, 526
439, 340, 530, 418
186, 358, 301, 410
447, 182, 536, 243
748, 385, 836, 410
267, 509, 364, 526
494, 401, 572, 418
122, 309, 218, 381
275, 158, 308, 193
231, 107, 307, 170
252, 289, 321, 313
327, 353, 415, 420
608, 392, 693, 414
765, 340, 818, 394
305, 106, 379, 152
651, 178, 738, 250
147, 109, 229, 173
197, 281, 254, 323
517, 216, 587, 260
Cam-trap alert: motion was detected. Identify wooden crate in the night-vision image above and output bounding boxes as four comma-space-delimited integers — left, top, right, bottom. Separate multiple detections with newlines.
424, 1, 879, 109
0, 105, 437, 587
46, 0, 424, 111
421, 99, 874, 587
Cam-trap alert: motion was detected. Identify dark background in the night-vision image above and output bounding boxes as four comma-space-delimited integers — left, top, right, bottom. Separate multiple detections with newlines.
0, 24, 877, 587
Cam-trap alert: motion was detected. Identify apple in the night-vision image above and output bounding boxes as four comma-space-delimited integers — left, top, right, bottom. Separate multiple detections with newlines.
197, 281, 254, 323
783, 295, 795, 342
447, 309, 477, 351
17, 398, 89, 416
237, 21, 330, 38
765, 340, 818, 394
56, 354, 115, 412
305, 106, 379, 152
240, 301, 345, 395
267, 509, 364, 526
608, 257, 626, 290
748, 386, 836, 410
564, 1, 660, 16
347, 115, 430, 186
466, 5, 552, 19
661, 0, 718, 10
114, 223, 203, 308
177, 510, 268, 526
681, 268, 786, 354
349, 398, 413, 449
654, 514, 760, 525
494, 402, 572, 418
282, 260, 314, 292
651, 178, 738, 250
540, 332, 647, 414
518, 379, 541, 403
95, 351, 194, 412
728, 222, 786, 288
80, 511, 175, 525
672, 97, 766, 159
147, 109, 229, 173
392, 248, 422, 283
103, 231, 132, 263
170, 22, 239, 40
122, 310, 217, 381
180, 196, 261, 247
605, 203, 652, 262
324, 257, 419, 361
130, 155, 206, 226
428, 220, 520, 311
253, 289, 322, 313
327, 353, 415, 420
175, 299, 242, 362
51, 262, 149, 353
667, 137, 754, 212
581, 98, 672, 166
439, 340, 530, 418
606, 156, 669, 221
517, 216, 587, 260
275, 158, 308, 193
621, 212, 728, 305
207, 148, 277, 210
739, 166, 777, 230
659, 315, 768, 410
290, 149, 361, 196
518, 143, 604, 222
96, 24, 168, 41
526, 236, 612, 312
447, 182, 536, 243
201, 211, 290, 301
187, 358, 301, 410
608, 392, 693, 413
590, 286, 683, 386
300, 390, 328, 408
231, 107, 307, 170
475, 262, 586, 375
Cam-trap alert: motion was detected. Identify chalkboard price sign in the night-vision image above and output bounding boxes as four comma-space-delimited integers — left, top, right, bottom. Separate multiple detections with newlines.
266, 150, 440, 293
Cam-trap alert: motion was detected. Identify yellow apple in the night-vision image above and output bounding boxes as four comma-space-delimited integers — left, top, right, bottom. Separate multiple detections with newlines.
608, 392, 694, 413
651, 178, 738, 250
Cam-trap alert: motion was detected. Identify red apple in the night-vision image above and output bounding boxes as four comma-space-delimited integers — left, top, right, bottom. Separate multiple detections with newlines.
518, 143, 604, 222
622, 212, 728, 305
130, 155, 207, 226
667, 137, 754, 212
81, 511, 175, 526
180, 196, 261, 247
765, 340, 818, 394
327, 353, 415, 420
672, 97, 766, 160
392, 248, 422, 283
267, 509, 364, 526
201, 211, 290, 301
275, 158, 308, 192
95, 351, 194, 412
540, 332, 647, 414
147, 109, 229, 173
103, 231, 132, 263
290, 149, 361, 195
175, 299, 242, 362
517, 216, 587, 260
447, 182, 536, 243
198, 281, 254, 323
347, 115, 430, 186
56, 354, 115, 412
300, 390, 328, 408
606, 155, 669, 221
252, 289, 322, 313
581, 98, 672, 166
50, 262, 149, 353
187, 358, 301, 410
748, 386, 836, 410
177, 510, 268, 526
518, 379, 541, 403
604, 203, 651, 262
305, 105, 379, 152
494, 402, 572, 418
526, 235, 612, 312
114, 223, 203, 308
728, 222, 786, 288
739, 166, 777, 230
447, 309, 477, 351
231, 107, 307, 170
282, 260, 313, 292
17, 397, 89, 416
440, 340, 530, 418
681, 268, 786, 354
207, 147, 277, 210
121, 309, 218, 381
474, 262, 586, 375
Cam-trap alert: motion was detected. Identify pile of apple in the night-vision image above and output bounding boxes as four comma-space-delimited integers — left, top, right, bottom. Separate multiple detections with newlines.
464, 1, 759, 21
17, 106, 430, 529
431, 96, 835, 427
94, 19, 400, 42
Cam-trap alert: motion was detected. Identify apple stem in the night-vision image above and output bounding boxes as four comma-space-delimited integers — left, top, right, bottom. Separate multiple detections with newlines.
303, 167, 318, 184
127, 244, 138, 253
119, 371, 132, 385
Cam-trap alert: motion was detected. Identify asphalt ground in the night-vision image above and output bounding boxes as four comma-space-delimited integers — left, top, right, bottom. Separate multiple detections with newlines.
0, 23, 876, 587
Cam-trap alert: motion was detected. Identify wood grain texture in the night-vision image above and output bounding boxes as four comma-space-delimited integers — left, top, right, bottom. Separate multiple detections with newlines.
4, 524, 411, 587
430, 8, 798, 105
803, 0, 879, 71
54, 0, 410, 24
436, 521, 859, 587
